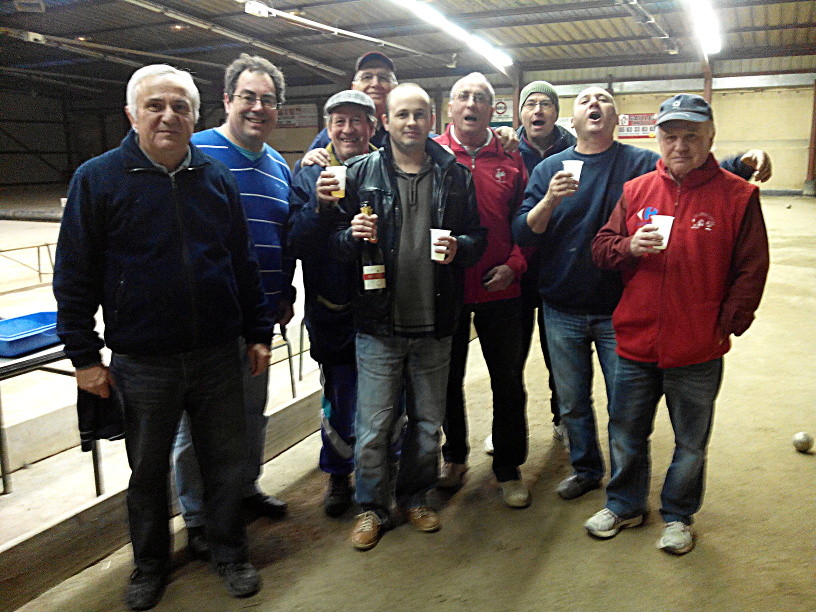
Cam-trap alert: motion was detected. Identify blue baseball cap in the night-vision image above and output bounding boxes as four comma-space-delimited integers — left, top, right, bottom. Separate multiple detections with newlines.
655, 94, 713, 125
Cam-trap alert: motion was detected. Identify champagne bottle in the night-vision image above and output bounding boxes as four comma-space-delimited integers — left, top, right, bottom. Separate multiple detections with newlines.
360, 200, 385, 291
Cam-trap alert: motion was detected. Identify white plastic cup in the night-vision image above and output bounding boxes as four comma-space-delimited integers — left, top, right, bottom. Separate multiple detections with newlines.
329, 165, 346, 198
562, 160, 584, 182
430, 228, 451, 261
650, 214, 675, 250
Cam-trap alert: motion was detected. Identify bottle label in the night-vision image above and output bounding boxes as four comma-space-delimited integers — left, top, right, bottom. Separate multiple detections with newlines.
362, 264, 386, 290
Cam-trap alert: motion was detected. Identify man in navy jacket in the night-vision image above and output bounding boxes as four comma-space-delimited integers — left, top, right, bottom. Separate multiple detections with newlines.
54, 64, 270, 610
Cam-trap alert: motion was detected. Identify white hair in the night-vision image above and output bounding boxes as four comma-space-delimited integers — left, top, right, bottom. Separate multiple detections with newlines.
449, 72, 495, 106
126, 64, 200, 122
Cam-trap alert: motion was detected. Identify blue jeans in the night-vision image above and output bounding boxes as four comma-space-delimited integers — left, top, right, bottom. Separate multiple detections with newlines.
443, 299, 527, 481
605, 356, 723, 525
355, 333, 452, 517
542, 304, 618, 483
110, 340, 248, 574
173, 348, 268, 527
319, 363, 357, 475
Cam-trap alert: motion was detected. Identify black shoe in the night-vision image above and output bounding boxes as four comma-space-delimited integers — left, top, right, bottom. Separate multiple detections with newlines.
125, 569, 166, 611
241, 492, 288, 520
556, 474, 602, 500
216, 562, 261, 598
324, 474, 353, 517
186, 525, 210, 561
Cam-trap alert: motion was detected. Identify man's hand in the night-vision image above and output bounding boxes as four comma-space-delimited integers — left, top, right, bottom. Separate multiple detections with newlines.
630, 224, 664, 257
526, 170, 577, 233
300, 148, 331, 168
494, 126, 520, 153
275, 299, 294, 327
76, 364, 113, 398
316, 170, 342, 207
482, 264, 514, 292
351, 212, 378, 241
740, 149, 772, 182
434, 234, 458, 264
247, 343, 271, 376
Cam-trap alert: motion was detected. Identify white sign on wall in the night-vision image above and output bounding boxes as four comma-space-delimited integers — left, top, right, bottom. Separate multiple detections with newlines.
276, 103, 319, 128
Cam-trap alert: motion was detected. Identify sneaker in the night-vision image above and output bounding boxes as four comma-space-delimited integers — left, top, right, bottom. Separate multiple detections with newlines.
216, 562, 261, 598
584, 508, 644, 539
657, 521, 695, 555
324, 474, 353, 518
406, 507, 441, 532
484, 434, 494, 455
437, 462, 468, 489
241, 492, 287, 520
351, 510, 382, 550
500, 479, 531, 508
186, 525, 210, 561
125, 569, 166, 611
556, 474, 601, 500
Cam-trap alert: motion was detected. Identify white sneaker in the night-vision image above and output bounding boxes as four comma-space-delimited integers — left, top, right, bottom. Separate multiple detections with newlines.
657, 521, 694, 555
437, 462, 467, 489
484, 434, 494, 456
584, 508, 644, 539
500, 479, 531, 508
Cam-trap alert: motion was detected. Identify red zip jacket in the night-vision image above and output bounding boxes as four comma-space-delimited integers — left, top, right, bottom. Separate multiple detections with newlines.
435, 126, 528, 304
592, 154, 769, 369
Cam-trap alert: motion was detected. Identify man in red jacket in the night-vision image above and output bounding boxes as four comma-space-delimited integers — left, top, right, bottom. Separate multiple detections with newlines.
434, 72, 531, 508
587, 94, 769, 554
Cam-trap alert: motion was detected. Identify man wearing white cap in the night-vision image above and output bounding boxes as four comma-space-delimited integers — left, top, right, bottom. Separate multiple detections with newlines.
288, 90, 378, 518
587, 93, 769, 554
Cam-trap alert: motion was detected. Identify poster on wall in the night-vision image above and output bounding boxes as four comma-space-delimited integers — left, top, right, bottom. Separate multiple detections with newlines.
618, 113, 657, 139
276, 103, 319, 128
490, 95, 514, 127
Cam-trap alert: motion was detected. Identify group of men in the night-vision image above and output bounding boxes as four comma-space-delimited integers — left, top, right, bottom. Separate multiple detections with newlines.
53, 47, 770, 611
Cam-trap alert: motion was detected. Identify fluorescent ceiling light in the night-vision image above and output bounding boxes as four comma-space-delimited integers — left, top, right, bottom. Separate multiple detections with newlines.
685, 0, 722, 57
387, 0, 513, 74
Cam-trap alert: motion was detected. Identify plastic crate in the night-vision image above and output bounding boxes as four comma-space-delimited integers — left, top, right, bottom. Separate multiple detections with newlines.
0, 311, 60, 358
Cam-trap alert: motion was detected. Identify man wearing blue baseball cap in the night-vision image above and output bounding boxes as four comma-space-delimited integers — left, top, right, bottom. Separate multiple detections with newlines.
586, 93, 770, 555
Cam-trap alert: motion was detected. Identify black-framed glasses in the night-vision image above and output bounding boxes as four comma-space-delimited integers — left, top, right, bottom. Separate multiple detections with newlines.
522, 100, 554, 111
232, 92, 281, 109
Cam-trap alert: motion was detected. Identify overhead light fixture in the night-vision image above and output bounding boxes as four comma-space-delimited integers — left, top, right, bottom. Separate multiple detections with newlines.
386, 0, 513, 74
684, 0, 722, 57
244, 0, 269, 18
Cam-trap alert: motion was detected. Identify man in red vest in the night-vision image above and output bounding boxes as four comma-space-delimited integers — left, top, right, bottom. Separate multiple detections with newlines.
587, 94, 769, 555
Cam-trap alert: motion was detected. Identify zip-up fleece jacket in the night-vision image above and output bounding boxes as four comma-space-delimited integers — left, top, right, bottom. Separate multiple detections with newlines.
434, 125, 528, 304
592, 154, 769, 369
329, 138, 487, 338
54, 130, 272, 369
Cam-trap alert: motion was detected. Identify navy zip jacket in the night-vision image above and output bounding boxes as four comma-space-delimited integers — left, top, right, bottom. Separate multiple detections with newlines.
54, 129, 272, 368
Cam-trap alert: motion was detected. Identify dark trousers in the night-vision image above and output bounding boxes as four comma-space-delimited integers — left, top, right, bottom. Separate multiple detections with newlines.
110, 339, 248, 575
443, 298, 527, 482
520, 279, 560, 424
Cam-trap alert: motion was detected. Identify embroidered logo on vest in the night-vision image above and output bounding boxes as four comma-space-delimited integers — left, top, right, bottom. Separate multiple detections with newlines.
637, 206, 659, 222
495, 168, 507, 183
691, 212, 715, 231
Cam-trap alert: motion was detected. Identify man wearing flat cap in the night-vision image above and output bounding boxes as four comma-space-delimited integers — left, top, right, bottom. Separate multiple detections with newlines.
288, 89, 378, 518
586, 93, 770, 555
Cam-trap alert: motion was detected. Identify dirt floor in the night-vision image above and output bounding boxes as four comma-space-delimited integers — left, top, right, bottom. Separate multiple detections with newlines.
16, 195, 816, 611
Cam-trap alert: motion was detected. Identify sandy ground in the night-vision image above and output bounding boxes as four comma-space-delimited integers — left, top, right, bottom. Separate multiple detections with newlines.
15, 196, 816, 611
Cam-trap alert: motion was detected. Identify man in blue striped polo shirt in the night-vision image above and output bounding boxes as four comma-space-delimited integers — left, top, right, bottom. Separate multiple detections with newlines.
174, 54, 294, 560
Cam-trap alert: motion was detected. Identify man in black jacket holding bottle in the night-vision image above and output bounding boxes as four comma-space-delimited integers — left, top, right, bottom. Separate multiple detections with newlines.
317, 83, 486, 551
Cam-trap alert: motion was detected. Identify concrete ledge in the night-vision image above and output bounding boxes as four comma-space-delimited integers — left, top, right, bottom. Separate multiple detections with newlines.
0, 387, 320, 612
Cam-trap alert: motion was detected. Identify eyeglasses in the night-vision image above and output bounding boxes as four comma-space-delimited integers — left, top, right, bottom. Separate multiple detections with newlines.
353, 72, 396, 85
232, 92, 281, 109
522, 100, 554, 111
453, 91, 491, 105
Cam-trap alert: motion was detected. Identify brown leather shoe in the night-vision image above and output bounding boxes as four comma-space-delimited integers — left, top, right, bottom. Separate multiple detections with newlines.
406, 507, 441, 533
351, 511, 382, 551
